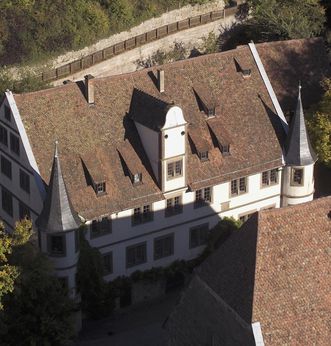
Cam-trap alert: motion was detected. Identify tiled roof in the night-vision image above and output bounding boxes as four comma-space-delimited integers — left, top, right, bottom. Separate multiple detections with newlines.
196, 196, 331, 345
166, 275, 255, 346
14, 44, 286, 219
256, 37, 331, 112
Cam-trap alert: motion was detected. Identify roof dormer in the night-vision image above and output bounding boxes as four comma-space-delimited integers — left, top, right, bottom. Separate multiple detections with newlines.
234, 58, 251, 79
81, 152, 107, 196
208, 118, 232, 156
117, 140, 143, 186
189, 127, 210, 162
193, 86, 217, 118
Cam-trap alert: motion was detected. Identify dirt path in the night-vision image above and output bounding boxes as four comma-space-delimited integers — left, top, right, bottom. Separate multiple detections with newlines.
53, 14, 236, 85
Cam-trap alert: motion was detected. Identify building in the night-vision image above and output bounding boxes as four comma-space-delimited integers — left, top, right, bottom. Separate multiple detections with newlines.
166, 196, 331, 345
0, 38, 326, 297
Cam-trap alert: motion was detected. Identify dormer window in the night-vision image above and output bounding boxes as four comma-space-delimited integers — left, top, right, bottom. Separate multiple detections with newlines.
207, 107, 215, 117
242, 69, 251, 78
95, 182, 106, 195
199, 151, 209, 161
221, 144, 230, 156
132, 173, 142, 185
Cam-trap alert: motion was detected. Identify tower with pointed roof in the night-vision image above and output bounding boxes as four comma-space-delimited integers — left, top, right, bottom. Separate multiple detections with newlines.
281, 85, 317, 206
36, 142, 81, 301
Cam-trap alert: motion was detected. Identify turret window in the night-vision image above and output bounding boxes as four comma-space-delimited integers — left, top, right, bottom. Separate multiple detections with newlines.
167, 160, 183, 180
291, 168, 304, 186
48, 235, 66, 257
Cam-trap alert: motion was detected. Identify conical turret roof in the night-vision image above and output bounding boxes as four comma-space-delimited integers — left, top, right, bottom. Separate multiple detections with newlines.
36, 142, 80, 232
285, 85, 317, 166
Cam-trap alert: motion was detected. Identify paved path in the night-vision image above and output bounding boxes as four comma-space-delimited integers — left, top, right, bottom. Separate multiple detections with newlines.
53, 14, 236, 86
76, 289, 181, 346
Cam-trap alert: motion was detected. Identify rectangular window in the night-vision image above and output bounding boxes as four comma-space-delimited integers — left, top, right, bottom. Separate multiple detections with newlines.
91, 217, 111, 238
154, 233, 174, 260
165, 195, 182, 217
1, 156, 12, 179
230, 177, 247, 196
239, 212, 255, 223
20, 169, 30, 194
126, 242, 147, 268
95, 182, 106, 195
75, 230, 79, 252
102, 252, 113, 275
10, 133, 19, 156
0, 125, 8, 146
291, 168, 304, 186
2, 187, 13, 217
261, 169, 278, 187
4, 105, 11, 122
189, 224, 209, 248
132, 204, 153, 225
19, 202, 30, 220
167, 159, 183, 179
194, 187, 212, 208
199, 151, 208, 161
48, 235, 66, 256
221, 144, 230, 155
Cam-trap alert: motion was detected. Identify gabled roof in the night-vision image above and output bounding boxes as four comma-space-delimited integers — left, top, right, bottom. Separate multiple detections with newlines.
36, 143, 80, 232
196, 196, 331, 345
14, 43, 285, 219
285, 86, 317, 166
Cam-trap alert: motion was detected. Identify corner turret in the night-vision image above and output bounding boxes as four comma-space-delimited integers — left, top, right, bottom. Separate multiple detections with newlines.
281, 85, 317, 206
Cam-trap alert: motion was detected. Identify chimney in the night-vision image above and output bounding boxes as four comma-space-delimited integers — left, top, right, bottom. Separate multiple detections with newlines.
157, 69, 165, 93
84, 74, 95, 104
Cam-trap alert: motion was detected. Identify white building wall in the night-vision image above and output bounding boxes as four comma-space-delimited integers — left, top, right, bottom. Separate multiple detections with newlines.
0, 95, 44, 230
135, 122, 159, 180
88, 170, 282, 280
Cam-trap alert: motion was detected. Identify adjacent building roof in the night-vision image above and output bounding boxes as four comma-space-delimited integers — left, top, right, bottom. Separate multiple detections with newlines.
166, 275, 255, 346
193, 196, 331, 345
13, 43, 289, 219
36, 143, 80, 232
285, 86, 317, 166
257, 37, 331, 112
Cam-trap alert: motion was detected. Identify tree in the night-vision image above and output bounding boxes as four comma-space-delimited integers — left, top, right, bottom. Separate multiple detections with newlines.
0, 219, 75, 345
247, 0, 326, 40
76, 227, 113, 319
307, 78, 331, 167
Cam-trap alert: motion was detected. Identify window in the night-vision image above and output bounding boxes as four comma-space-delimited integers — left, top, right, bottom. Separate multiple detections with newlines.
0, 125, 8, 146
1, 156, 12, 179
75, 230, 79, 252
4, 105, 11, 122
132, 204, 153, 225
91, 217, 111, 238
154, 233, 174, 260
102, 252, 113, 275
2, 188, 13, 217
10, 133, 19, 156
167, 159, 183, 179
230, 177, 247, 196
126, 242, 147, 268
291, 168, 304, 186
239, 212, 255, 223
165, 196, 182, 217
199, 151, 208, 161
95, 182, 106, 195
261, 169, 278, 187
19, 202, 30, 220
194, 187, 212, 208
48, 235, 66, 256
221, 144, 230, 155
189, 224, 209, 248
20, 169, 30, 193
132, 173, 142, 185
